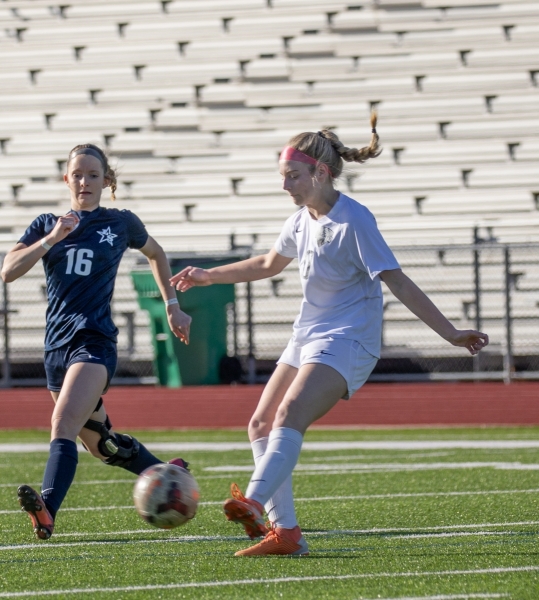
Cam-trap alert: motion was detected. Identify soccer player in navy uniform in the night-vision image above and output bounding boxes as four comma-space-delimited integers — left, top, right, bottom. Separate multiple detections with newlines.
1, 144, 192, 540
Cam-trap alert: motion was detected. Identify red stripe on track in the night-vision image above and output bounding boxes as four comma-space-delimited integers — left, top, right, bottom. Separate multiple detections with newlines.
1, 382, 538, 429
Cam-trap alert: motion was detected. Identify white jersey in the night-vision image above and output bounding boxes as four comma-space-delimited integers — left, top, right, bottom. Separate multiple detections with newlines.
274, 193, 400, 358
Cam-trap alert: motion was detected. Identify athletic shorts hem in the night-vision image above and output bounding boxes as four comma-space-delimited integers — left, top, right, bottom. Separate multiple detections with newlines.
44, 330, 117, 394
277, 337, 378, 399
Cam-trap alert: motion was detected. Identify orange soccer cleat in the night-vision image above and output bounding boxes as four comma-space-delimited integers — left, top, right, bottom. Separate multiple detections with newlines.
17, 485, 55, 540
234, 524, 309, 557
223, 483, 268, 539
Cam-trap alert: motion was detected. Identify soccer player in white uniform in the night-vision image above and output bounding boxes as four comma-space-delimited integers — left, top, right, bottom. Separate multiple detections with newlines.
170, 114, 489, 557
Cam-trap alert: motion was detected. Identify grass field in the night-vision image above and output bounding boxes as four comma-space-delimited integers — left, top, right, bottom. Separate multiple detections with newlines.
1, 426, 539, 599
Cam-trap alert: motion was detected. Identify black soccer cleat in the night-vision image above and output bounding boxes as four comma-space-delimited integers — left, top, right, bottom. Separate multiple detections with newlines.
18, 485, 55, 540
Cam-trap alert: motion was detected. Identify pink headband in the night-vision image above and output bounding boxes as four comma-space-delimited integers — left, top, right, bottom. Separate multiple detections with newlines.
279, 146, 318, 165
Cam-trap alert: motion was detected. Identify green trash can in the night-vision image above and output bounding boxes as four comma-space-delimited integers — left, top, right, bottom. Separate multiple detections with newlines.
131, 251, 248, 387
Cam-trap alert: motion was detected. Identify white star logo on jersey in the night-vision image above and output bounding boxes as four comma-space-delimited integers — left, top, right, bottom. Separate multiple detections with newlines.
97, 227, 117, 246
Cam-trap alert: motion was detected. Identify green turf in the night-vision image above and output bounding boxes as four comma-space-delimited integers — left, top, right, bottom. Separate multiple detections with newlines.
1, 427, 538, 599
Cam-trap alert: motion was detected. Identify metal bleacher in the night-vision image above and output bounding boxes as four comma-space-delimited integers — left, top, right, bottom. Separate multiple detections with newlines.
0, 0, 538, 379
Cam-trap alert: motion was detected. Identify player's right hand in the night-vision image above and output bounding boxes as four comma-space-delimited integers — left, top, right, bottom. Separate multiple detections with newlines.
47, 213, 80, 245
447, 329, 489, 356
170, 267, 211, 292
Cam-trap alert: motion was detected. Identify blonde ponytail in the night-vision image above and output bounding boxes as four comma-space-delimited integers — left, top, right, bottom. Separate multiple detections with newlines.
285, 111, 382, 178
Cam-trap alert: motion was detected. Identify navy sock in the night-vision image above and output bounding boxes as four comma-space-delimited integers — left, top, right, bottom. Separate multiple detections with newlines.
41, 438, 78, 520
119, 442, 163, 475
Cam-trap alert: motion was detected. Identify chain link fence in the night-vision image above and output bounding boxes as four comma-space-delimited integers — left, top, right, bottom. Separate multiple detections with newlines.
2, 242, 539, 386
0, 251, 154, 386
233, 242, 539, 383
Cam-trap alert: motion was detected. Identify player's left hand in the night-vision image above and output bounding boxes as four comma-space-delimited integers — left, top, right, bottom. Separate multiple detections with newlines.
447, 329, 489, 355
167, 306, 191, 345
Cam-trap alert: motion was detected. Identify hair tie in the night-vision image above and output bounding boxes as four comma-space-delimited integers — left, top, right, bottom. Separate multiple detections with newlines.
317, 131, 325, 138
371, 128, 377, 134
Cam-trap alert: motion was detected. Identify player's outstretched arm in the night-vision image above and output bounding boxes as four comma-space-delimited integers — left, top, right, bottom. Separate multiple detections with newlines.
1, 213, 80, 283
170, 248, 293, 292
139, 235, 191, 344
379, 268, 489, 356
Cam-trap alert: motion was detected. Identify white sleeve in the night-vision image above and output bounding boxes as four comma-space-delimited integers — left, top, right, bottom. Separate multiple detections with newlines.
274, 214, 298, 258
351, 210, 400, 279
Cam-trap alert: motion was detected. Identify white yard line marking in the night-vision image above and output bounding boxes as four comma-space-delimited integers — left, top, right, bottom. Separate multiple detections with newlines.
398, 532, 523, 539
0, 567, 534, 597
48, 530, 529, 541
206, 461, 539, 473
1, 521, 537, 550
0, 536, 237, 551
51, 529, 221, 538
305, 452, 454, 461
0, 505, 134, 515
0, 479, 133, 489
2, 440, 539, 453
294, 488, 539, 502
311, 521, 539, 535
50, 520, 539, 539
373, 595, 508, 600
3, 489, 539, 515
4, 456, 538, 489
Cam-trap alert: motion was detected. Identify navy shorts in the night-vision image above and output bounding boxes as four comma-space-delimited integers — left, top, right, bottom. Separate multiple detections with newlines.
44, 330, 118, 393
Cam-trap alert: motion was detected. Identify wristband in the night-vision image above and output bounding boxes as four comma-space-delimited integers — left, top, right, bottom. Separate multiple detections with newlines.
41, 239, 52, 251
165, 297, 179, 306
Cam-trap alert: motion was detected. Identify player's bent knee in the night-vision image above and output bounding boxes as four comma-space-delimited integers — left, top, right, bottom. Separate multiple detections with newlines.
82, 416, 140, 468
248, 416, 271, 440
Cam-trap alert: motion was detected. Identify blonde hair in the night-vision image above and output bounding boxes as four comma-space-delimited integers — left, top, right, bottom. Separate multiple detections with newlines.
286, 112, 381, 178
67, 143, 117, 201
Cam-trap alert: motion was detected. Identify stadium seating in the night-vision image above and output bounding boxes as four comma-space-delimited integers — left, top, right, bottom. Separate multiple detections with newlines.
1, 0, 538, 373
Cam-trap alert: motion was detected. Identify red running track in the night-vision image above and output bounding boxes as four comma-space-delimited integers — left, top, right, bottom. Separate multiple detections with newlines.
0, 382, 538, 429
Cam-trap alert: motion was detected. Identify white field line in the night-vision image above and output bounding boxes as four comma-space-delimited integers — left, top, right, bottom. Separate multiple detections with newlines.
5, 459, 539, 487
0, 567, 534, 598
293, 488, 539, 502
1, 521, 538, 551
0, 479, 133, 489
398, 532, 517, 540
311, 521, 539, 535
42, 530, 529, 542
3, 488, 539, 515
373, 595, 509, 600
0, 536, 236, 551
205, 461, 539, 474
0, 505, 135, 515
44, 520, 539, 539
306, 451, 454, 460
0, 591, 507, 600
3, 440, 539, 453
51, 529, 243, 539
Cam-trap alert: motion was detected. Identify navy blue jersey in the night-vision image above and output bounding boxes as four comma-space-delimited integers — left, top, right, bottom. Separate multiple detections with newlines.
19, 207, 149, 350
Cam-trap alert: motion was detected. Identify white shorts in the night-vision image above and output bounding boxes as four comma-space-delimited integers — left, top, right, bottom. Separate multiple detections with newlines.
277, 337, 378, 400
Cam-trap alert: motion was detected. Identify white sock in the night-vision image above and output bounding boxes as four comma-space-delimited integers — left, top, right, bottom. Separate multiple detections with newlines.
251, 437, 268, 466
251, 436, 298, 529
246, 427, 303, 511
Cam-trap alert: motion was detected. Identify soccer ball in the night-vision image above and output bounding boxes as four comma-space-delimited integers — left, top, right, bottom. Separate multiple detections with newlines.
133, 463, 199, 529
